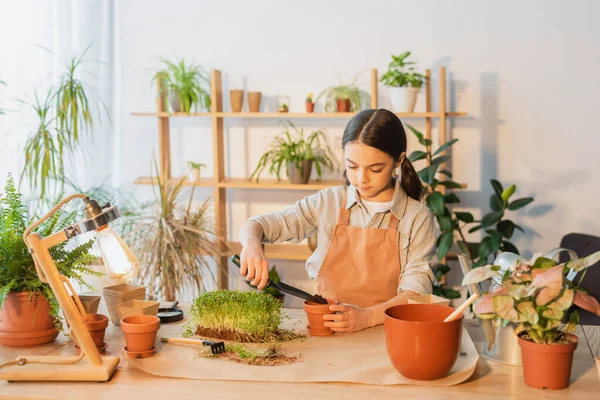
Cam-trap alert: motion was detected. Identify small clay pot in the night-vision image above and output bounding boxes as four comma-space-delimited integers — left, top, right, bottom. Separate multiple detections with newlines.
247, 91, 262, 112
230, 90, 244, 112
306, 102, 314, 113
83, 313, 109, 347
384, 304, 462, 380
336, 98, 350, 112
303, 299, 334, 336
518, 332, 578, 390
120, 315, 160, 353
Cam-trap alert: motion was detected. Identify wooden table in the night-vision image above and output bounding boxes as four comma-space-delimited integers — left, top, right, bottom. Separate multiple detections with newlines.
1, 304, 598, 400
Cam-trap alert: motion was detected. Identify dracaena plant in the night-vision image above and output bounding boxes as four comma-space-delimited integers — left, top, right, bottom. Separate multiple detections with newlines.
462, 251, 600, 344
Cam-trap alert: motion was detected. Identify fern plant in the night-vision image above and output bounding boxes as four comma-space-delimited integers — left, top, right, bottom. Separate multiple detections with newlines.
152, 58, 211, 113
0, 174, 100, 325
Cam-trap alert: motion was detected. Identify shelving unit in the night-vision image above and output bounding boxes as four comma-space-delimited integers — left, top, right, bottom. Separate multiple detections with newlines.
132, 67, 466, 289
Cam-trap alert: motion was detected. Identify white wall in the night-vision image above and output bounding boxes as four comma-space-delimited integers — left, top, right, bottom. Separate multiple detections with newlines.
2, 0, 599, 304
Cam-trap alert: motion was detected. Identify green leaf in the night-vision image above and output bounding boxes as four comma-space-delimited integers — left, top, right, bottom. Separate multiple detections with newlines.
430, 155, 450, 167
406, 124, 432, 147
441, 287, 462, 299
478, 236, 493, 260
508, 197, 534, 211
468, 224, 482, 234
418, 165, 437, 185
439, 181, 463, 189
408, 150, 428, 162
517, 301, 539, 325
502, 241, 519, 254
437, 215, 453, 232
490, 179, 503, 199
472, 258, 488, 268
433, 138, 459, 156
433, 264, 450, 281
437, 232, 453, 260
487, 230, 502, 252
455, 212, 474, 223
501, 185, 516, 202
481, 211, 504, 228
532, 257, 557, 270
439, 169, 453, 179
496, 220, 515, 239
444, 193, 460, 204
489, 194, 503, 212
427, 192, 445, 215
493, 296, 519, 321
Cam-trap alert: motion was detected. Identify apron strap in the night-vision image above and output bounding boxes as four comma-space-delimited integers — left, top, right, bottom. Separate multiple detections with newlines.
388, 213, 400, 231
337, 194, 351, 226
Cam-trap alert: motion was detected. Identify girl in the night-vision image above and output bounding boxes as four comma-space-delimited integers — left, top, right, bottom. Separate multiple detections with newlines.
238, 109, 437, 333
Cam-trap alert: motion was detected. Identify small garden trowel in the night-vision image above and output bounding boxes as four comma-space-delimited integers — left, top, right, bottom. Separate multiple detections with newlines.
231, 255, 328, 304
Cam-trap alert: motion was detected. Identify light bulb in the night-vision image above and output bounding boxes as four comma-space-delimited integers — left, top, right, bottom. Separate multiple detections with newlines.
95, 227, 140, 281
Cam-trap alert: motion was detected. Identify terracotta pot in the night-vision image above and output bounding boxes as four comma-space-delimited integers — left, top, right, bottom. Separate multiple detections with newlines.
336, 98, 351, 112
73, 313, 109, 351
0, 292, 59, 346
247, 92, 262, 112
287, 160, 313, 184
230, 90, 244, 112
120, 315, 160, 353
303, 299, 334, 336
384, 304, 462, 380
518, 333, 578, 390
306, 102, 314, 113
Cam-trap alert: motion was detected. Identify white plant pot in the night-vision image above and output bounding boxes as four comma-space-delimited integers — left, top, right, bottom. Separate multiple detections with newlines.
188, 169, 200, 182
389, 87, 419, 113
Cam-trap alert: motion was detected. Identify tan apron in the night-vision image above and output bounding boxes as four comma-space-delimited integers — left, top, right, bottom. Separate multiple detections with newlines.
315, 196, 401, 308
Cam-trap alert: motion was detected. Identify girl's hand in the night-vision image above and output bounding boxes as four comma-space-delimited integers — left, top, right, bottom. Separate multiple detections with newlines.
323, 303, 373, 333
240, 239, 270, 290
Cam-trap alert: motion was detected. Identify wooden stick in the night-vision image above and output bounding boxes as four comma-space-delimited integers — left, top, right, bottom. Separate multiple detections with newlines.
444, 293, 480, 322
161, 337, 205, 346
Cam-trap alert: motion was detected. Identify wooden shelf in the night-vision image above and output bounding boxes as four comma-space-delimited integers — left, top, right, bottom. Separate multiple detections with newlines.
228, 242, 313, 261
135, 177, 216, 187
132, 111, 467, 119
219, 178, 345, 191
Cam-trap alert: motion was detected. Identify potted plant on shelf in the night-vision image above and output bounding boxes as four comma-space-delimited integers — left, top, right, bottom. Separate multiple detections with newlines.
187, 161, 207, 183
305, 93, 314, 113
0, 175, 100, 346
316, 75, 369, 113
126, 162, 228, 301
462, 250, 600, 390
380, 51, 425, 113
152, 58, 211, 113
249, 121, 335, 184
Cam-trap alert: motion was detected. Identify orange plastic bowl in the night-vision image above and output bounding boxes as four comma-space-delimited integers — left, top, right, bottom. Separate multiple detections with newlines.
384, 304, 463, 380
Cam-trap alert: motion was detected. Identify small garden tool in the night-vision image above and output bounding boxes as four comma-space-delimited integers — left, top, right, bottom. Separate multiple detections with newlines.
202, 340, 225, 355
231, 255, 328, 304
161, 337, 226, 355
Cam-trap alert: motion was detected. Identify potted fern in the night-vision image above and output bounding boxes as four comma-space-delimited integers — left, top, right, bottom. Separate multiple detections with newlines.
316, 74, 369, 112
0, 175, 99, 346
152, 58, 211, 113
249, 121, 335, 184
462, 250, 600, 390
380, 51, 425, 112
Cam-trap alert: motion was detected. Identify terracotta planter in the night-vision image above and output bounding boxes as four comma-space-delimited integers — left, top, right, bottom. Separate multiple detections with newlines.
247, 91, 262, 112
287, 160, 312, 184
0, 292, 59, 346
120, 315, 160, 353
518, 333, 578, 390
117, 300, 160, 321
384, 304, 462, 380
74, 313, 109, 354
230, 90, 244, 112
72, 295, 101, 314
102, 283, 145, 325
303, 299, 334, 337
306, 102, 314, 113
336, 98, 350, 112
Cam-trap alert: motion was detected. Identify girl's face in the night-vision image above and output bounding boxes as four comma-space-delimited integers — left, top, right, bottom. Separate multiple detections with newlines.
344, 141, 401, 201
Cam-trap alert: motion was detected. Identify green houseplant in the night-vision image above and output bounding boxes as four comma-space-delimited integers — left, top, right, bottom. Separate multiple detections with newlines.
381, 51, 426, 112
250, 121, 335, 184
152, 58, 211, 113
0, 175, 99, 345
405, 124, 535, 299
316, 74, 369, 112
462, 251, 600, 389
126, 162, 227, 301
